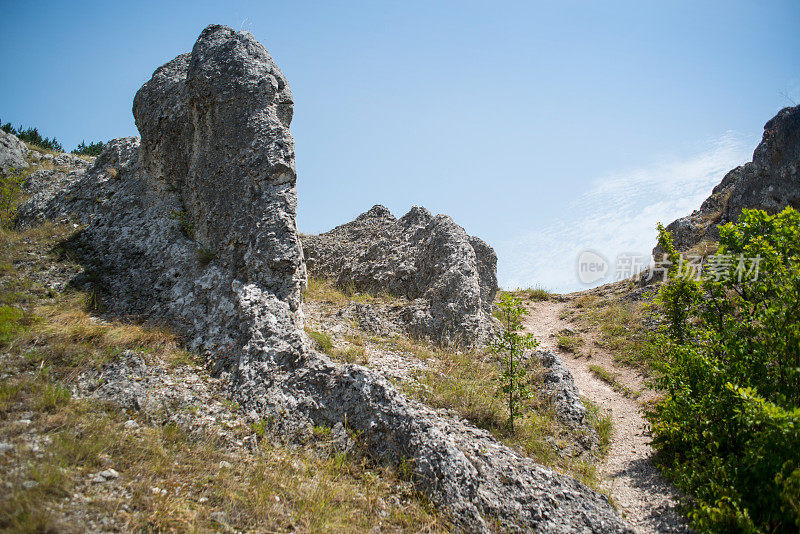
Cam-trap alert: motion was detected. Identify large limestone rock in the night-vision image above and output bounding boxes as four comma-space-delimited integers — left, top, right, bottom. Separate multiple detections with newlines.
0, 129, 29, 176
17, 25, 628, 532
658, 105, 800, 254
303, 204, 498, 345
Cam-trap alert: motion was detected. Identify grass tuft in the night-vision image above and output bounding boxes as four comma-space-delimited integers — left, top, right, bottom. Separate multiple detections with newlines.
588, 364, 640, 398
556, 330, 583, 353
305, 327, 334, 353
304, 276, 405, 306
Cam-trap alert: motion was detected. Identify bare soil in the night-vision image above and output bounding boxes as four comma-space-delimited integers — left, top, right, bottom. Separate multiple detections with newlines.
522, 299, 691, 534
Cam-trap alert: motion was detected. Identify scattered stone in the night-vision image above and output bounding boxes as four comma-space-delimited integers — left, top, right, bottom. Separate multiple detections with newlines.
209, 511, 228, 525
90, 468, 120, 483
218, 460, 232, 469
123, 419, 139, 430
99, 468, 119, 480
22, 480, 39, 490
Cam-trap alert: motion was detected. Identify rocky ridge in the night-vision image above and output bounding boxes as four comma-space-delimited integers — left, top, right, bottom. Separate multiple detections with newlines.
12, 25, 628, 532
302, 204, 498, 346
658, 104, 800, 254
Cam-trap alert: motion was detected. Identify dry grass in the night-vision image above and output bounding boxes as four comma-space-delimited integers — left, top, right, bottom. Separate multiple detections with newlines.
501, 286, 554, 302
0, 374, 446, 532
398, 341, 606, 491
685, 239, 719, 259
23, 142, 62, 157
304, 276, 405, 307
0, 222, 448, 533
565, 294, 657, 371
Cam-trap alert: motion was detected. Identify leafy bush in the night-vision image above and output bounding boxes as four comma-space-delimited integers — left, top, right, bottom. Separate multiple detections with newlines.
490, 293, 539, 431
71, 140, 105, 156
1, 120, 63, 152
648, 207, 800, 533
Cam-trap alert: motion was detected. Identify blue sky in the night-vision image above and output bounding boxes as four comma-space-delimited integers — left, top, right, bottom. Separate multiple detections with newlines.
1, 1, 798, 291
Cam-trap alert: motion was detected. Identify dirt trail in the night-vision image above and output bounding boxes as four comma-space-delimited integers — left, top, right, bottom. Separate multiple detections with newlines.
522, 300, 690, 534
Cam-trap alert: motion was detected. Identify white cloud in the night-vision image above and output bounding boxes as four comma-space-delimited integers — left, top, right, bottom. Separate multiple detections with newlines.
497, 132, 756, 292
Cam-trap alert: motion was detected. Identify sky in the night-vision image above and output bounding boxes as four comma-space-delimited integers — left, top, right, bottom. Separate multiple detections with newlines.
1, 1, 798, 291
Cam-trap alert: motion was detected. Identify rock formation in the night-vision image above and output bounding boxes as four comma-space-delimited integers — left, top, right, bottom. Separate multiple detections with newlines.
538, 350, 597, 447
302, 204, 498, 346
0, 129, 29, 175
15, 25, 628, 532
658, 105, 800, 254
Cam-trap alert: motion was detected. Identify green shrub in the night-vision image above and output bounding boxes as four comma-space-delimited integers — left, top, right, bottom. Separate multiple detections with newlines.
648, 207, 800, 532
71, 140, 105, 156
490, 294, 539, 431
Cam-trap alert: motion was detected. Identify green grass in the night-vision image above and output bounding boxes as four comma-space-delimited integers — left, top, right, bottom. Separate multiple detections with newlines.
556, 330, 583, 353
588, 364, 640, 398
1, 171, 27, 228
305, 327, 334, 353
0, 304, 28, 345
305, 326, 368, 364
584, 398, 613, 453
565, 294, 657, 371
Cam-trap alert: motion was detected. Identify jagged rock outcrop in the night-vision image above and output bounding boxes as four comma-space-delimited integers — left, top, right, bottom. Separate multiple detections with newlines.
302, 205, 498, 346
0, 129, 29, 175
538, 350, 597, 447
658, 105, 800, 254
16, 25, 628, 532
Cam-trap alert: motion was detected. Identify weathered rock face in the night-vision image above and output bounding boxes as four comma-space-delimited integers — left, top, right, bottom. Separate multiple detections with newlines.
17, 25, 628, 532
133, 25, 305, 313
658, 105, 800, 254
0, 129, 29, 176
303, 205, 498, 346
538, 350, 597, 447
